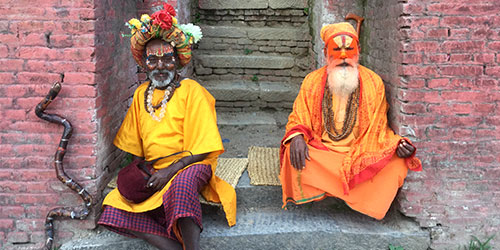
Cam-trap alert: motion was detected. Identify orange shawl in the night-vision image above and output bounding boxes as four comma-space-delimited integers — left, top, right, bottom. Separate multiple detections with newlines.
281, 66, 422, 194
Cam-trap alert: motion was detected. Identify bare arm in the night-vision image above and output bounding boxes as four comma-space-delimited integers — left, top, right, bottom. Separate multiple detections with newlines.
147, 152, 209, 191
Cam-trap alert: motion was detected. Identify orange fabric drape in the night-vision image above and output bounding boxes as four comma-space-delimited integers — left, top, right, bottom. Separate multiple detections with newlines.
280, 66, 422, 194
280, 145, 408, 219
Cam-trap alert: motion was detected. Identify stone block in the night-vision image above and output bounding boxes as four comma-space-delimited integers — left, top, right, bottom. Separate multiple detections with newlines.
291, 16, 306, 23
214, 10, 229, 15
228, 10, 244, 15
247, 27, 309, 41
276, 47, 291, 53
291, 47, 308, 55
194, 65, 213, 75
199, 0, 268, 10
213, 69, 228, 74
203, 81, 259, 101
200, 25, 247, 38
259, 46, 275, 52
244, 10, 260, 15
245, 69, 260, 75
228, 68, 244, 74
269, 0, 307, 9
196, 55, 295, 69
259, 82, 299, 102
237, 38, 253, 45
217, 111, 277, 126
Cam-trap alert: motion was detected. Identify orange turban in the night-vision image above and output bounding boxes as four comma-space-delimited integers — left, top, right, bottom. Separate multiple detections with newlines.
320, 22, 358, 50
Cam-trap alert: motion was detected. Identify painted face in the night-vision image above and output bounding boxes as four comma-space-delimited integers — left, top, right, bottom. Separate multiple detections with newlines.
145, 40, 176, 72
325, 33, 359, 60
145, 40, 177, 85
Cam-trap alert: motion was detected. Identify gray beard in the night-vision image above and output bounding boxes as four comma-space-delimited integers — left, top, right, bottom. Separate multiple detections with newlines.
327, 65, 359, 98
148, 69, 175, 88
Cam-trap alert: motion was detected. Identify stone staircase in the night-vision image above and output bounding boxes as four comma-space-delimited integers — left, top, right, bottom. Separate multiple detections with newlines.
61, 171, 430, 250
192, 0, 313, 158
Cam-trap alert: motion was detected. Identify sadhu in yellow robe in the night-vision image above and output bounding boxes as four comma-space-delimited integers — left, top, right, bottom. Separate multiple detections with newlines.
103, 79, 236, 226
280, 66, 422, 219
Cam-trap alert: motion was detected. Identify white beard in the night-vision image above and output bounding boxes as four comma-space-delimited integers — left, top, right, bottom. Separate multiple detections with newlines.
148, 69, 175, 88
327, 65, 359, 97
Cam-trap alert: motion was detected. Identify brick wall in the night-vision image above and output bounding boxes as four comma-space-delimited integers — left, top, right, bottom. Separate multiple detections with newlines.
0, 1, 97, 248
395, 0, 500, 248
0, 0, 139, 248
315, 0, 500, 248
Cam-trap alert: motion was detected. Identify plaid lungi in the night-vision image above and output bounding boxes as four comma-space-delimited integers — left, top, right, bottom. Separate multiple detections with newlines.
98, 164, 212, 242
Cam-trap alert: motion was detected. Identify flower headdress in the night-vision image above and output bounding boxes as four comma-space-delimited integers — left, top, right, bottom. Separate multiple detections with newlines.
125, 3, 203, 67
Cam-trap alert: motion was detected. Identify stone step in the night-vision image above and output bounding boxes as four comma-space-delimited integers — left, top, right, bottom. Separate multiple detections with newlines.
195, 54, 295, 69
217, 111, 280, 126
217, 111, 288, 157
203, 80, 298, 103
199, 25, 310, 41
61, 205, 430, 250
198, 0, 307, 10
234, 171, 282, 208
202, 206, 430, 250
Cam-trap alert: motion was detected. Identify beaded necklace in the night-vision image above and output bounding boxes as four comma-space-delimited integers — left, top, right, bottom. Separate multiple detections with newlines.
322, 83, 360, 141
144, 81, 177, 122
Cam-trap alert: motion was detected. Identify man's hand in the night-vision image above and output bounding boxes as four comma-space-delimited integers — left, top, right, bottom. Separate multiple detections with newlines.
147, 161, 184, 192
396, 139, 415, 158
290, 134, 310, 170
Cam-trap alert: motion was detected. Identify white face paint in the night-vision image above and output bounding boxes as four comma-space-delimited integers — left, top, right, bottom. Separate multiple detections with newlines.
148, 69, 174, 88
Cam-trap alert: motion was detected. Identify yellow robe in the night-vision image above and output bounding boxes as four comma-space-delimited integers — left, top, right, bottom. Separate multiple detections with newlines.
102, 79, 236, 226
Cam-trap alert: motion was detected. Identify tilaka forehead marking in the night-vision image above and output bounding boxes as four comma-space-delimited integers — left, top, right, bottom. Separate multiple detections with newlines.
333, 35, 353, 48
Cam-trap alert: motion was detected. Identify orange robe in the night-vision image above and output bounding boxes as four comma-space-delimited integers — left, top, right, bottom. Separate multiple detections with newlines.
103, 79, 236, 226
279, 66, 422, 219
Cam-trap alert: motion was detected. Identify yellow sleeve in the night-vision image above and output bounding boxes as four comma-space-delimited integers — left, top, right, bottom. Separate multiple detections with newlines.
182, 80, 224, 156
113, 87, 145, 157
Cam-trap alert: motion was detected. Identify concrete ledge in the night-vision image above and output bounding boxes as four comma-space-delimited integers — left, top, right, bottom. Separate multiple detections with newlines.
196, 55, 295, 69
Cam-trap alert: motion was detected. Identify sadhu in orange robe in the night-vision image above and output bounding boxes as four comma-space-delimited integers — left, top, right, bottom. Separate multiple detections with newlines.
279, 66, 422, 219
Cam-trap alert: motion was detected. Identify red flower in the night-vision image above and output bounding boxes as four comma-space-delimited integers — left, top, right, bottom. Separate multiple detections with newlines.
151, 3, 176, 30
162, 3, 176, 17
151, 11, 173, 30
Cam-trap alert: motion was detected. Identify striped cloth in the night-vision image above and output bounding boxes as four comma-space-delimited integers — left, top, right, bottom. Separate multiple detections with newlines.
98, 164, 212, 242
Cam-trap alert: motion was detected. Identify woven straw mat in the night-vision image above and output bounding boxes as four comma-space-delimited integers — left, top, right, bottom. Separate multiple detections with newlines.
200, 157, 248, 205
247, 146, 281, 186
